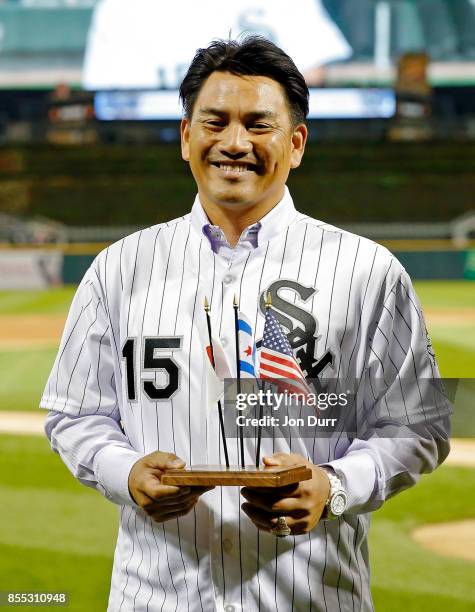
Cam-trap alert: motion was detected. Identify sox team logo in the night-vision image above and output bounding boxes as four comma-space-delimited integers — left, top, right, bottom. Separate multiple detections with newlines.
258, 279, 333, 380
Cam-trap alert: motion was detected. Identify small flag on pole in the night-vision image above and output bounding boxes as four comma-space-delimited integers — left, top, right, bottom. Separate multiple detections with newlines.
204, 296, 229, 468
259, 304, 312, 398
203, 346, 225, 416
206, 338, 231, 379
237, 312, 257, 378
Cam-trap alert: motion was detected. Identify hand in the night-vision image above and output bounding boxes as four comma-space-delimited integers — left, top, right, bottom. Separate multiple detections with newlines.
241, 453, 331, 535
128, 451, 214, 523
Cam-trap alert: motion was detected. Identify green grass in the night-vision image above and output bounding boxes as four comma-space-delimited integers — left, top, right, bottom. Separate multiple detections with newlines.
413, 280, 475, 309
0, 435, 117, 612
0, 287, 75, 411
413, 281, 475, 378
0, 348, 58, 411
370, 464, 475, 612
430, 340, 475, 378
0, 287, 77, 315
0, 435, 473, 611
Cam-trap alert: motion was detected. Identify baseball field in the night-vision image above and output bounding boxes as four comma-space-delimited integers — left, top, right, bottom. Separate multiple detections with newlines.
0, 281, 474, 611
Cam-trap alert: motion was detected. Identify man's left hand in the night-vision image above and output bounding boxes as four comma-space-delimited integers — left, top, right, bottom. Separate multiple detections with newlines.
241, 453, 331, 535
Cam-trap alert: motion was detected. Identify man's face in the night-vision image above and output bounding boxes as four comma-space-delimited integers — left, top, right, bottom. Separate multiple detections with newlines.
181, 71, 307, 215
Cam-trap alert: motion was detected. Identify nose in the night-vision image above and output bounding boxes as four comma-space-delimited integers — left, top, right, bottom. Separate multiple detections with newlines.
219, 123, 252, 158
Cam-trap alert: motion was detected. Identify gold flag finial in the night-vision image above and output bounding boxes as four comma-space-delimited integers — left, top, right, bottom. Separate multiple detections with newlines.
233, 294, 239, 308
204, 296, 210, 312
265, 292, 272, 309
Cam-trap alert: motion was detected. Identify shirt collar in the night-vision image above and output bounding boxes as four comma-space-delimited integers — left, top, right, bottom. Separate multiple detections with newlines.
190, 186, 298, 255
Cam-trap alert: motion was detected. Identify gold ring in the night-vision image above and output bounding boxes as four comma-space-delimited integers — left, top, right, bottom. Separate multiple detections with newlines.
270, 516, 291, 537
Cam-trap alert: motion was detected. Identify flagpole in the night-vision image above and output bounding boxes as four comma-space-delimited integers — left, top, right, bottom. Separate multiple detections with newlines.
204, 297, 229, 469
233, 294, 245, 469
256, 292, 272, 467
255, 378, 263, 467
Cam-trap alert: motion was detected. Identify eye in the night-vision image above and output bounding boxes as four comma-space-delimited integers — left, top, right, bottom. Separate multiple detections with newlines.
249, 122, 271, 131
206, 120, 225, 128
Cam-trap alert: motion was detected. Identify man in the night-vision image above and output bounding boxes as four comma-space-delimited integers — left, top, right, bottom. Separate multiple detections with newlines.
41, 37, 450, 611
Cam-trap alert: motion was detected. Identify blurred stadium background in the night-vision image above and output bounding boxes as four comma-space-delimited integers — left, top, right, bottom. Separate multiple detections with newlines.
0, 1, 474, 611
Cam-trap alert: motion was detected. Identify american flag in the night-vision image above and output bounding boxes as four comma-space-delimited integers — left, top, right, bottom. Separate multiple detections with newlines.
259, 306, 313, 398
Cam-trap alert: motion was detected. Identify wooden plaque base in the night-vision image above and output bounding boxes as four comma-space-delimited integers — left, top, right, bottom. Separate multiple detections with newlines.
160, 464, 312, 487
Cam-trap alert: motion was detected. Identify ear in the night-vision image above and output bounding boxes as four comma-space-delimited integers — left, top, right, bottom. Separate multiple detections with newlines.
180, 118, 190, 161
290, 123, 308, 169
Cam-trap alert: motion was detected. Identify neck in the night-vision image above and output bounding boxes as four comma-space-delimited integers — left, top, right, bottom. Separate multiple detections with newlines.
201, 191, 284, 247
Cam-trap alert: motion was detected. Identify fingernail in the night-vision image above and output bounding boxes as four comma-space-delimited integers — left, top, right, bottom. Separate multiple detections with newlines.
171, 459, 184, 467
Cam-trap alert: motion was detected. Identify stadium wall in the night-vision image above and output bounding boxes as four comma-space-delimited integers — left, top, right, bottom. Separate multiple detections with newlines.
58, 245, 475, 283
0, 242, 474, 286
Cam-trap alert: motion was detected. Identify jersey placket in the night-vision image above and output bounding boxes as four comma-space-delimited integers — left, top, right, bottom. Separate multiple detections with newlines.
206, 233, 258, 612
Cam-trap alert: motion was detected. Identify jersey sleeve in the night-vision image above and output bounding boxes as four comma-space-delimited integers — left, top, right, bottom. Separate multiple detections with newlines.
40, 261, 143, 506
40, 264, 118, 417
324, 266, 451, 513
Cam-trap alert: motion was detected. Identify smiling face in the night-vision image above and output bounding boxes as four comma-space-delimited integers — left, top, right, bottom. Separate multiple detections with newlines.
180, 71, 307, 219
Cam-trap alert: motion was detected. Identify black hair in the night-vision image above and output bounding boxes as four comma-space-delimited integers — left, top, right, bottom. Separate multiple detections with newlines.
179, 35, 309, 125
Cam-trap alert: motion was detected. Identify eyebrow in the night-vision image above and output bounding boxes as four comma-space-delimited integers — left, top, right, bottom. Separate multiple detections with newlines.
197, 107, 277, 120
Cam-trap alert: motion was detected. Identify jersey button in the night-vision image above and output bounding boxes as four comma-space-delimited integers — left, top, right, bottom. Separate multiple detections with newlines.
224, 605, 235, 612
220, 337, 228, 348
223, 274, 234, 285
223, 538, 233, 553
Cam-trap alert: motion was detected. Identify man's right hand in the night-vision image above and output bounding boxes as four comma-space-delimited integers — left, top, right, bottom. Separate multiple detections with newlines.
128, 451, 213, 523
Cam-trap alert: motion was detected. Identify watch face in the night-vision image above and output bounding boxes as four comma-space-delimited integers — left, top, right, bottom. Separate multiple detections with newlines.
330, 492, 347, 516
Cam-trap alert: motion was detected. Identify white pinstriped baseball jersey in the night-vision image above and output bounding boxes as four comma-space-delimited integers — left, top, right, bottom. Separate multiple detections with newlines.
41, 187, 450, 612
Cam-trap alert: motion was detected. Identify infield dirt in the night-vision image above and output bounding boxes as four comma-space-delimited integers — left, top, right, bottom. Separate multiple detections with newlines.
412, 520, 475, 562
0, 314, 64, 348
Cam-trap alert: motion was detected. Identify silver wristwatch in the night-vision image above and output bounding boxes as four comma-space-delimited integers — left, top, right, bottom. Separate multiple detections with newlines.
321, 468, 348, 520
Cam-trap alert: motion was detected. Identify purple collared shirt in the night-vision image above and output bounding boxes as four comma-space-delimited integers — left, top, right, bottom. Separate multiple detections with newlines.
190, 187, 300, 264
202, 222, 261, 255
